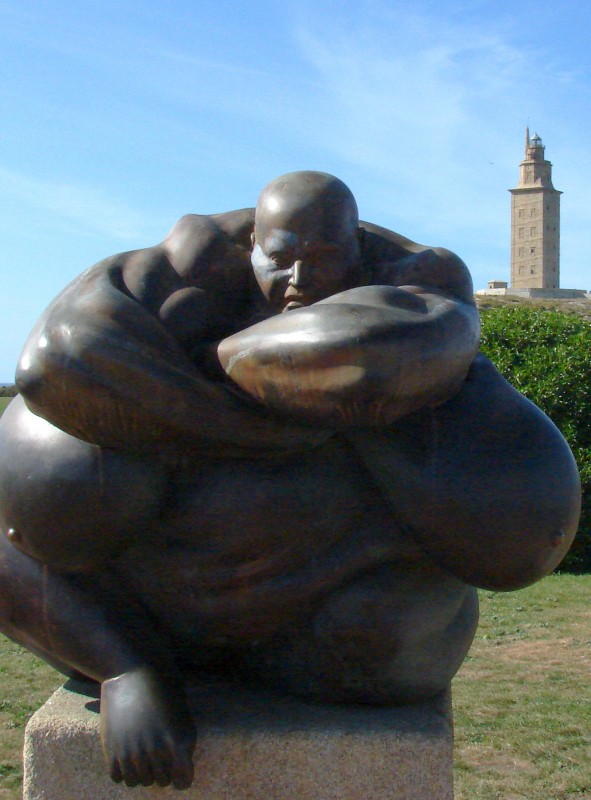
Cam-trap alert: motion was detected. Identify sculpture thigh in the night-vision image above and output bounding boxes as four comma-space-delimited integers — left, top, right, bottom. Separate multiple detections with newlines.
0, 396, 169, 570
239, 560, 479, 704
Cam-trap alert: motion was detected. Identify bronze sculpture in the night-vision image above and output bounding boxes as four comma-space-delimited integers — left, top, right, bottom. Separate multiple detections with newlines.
0, 171, 580, 789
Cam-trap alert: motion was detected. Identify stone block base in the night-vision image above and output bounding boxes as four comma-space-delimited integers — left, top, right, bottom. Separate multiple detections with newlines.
23, 679, 453, 799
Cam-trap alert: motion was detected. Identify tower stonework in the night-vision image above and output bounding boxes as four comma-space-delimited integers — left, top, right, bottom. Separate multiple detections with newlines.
510, 129, 561, 289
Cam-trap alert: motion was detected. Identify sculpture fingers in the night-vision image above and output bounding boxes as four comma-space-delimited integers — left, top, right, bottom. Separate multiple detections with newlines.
115, 747, 142, 788
109, 757, 124, 784
170, 743, 195, 791
150, 746, 174, 788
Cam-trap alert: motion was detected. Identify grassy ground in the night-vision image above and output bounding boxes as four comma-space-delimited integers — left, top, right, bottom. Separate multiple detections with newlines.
0, 575, 589, 798
0, 641, 62, 798
0, 398, 12, 416
454, 574, 591, 799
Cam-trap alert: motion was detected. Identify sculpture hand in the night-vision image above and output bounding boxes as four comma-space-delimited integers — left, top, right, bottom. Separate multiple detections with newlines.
100, 666, 196, 789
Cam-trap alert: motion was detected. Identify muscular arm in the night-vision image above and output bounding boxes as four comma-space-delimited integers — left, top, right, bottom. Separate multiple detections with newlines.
217, 250, 480, 427
347, 356, 581, 590
16, 222, 329, 456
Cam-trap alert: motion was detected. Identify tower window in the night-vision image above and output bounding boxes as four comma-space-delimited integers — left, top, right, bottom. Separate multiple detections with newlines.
530, 208, 536, 217
530, 267, 535, 274
518, 209, 524, 218
530, 247, 535, 255
530, 227, 537, 235
518, 228, 524, 238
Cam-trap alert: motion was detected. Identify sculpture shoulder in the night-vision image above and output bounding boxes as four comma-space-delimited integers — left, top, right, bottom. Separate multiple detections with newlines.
210, 208, 256, 246
160, 209, 254, 294
162, 208, 254, 272
28, 208, 257, 352
360, 220, 474, 304
359, 220, 422, 259
74, 209, 255, 317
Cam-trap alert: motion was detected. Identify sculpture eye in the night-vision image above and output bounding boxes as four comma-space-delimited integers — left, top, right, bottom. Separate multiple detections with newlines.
270, 253, 290, 268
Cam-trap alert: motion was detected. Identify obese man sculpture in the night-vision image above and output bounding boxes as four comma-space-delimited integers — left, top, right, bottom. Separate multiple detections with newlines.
0, 171, 581, 789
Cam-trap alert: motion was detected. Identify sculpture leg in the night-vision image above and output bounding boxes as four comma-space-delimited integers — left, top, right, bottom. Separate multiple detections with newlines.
0, 533, 195, 788
0, 532, 151, 679
243, 558, 478, 705
0, 399, 195, 788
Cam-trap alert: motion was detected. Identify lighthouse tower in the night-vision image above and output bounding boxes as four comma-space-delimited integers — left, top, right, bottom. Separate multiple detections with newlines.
509, 129, 561, 289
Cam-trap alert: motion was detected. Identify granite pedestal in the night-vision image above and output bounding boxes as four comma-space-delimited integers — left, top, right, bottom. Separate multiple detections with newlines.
23, 679, 454, 799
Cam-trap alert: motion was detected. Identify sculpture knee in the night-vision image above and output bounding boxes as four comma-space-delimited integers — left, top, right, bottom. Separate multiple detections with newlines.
0, 396, 169, 570
311, 564, 478, 704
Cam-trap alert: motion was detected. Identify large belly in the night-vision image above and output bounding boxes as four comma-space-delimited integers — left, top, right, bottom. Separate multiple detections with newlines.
115, 438, 413, 647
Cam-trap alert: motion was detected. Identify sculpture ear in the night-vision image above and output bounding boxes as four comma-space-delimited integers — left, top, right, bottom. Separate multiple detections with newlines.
250, 231, 256, 249
357, 226, 366, 251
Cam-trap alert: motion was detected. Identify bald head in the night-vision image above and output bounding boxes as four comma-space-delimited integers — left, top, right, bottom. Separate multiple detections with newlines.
255, 171, 359, 244
251, 172, 364, 311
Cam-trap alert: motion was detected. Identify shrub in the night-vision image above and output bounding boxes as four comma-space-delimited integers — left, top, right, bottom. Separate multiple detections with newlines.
479, 305, 591, 571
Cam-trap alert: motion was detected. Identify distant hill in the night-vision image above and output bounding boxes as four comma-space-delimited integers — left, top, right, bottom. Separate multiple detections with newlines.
475, 293, 591, 321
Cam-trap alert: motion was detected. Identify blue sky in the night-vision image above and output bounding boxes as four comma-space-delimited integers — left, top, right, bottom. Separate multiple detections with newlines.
1, 0, 590, 381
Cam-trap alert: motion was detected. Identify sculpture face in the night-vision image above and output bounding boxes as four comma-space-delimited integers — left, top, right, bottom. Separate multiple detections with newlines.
251, 171, 363, 311
251, 226, 362, 311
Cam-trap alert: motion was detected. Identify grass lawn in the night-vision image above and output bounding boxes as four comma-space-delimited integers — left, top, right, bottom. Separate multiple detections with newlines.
454, 574, 591, 799
0, 575, 590, 798
0, 641, 62, 798
0, 398, 12, 416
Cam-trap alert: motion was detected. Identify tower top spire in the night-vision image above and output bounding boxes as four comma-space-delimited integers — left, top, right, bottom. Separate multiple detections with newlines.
510, 129, 561, 291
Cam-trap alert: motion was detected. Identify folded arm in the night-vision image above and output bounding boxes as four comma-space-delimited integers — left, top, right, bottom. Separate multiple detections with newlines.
347, 355, 581, 590
217, 282, 480, 427
16, 248, 329, 456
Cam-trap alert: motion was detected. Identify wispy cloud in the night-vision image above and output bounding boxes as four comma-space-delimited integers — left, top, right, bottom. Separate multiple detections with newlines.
0, 166, 151, 242
281, 2, 590, 284
291, 8, 533, 193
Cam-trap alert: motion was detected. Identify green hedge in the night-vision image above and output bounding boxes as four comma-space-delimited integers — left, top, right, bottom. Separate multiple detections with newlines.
479, 305, 591, 571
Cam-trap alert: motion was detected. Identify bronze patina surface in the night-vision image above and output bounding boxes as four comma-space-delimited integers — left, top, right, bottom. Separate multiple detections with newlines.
0, 172, 580, 789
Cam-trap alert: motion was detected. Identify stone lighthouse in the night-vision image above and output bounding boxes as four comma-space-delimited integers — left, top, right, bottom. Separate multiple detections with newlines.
509, 129, 561, 289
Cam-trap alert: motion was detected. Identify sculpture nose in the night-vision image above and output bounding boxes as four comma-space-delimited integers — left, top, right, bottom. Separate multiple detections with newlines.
289, 260, 308, 287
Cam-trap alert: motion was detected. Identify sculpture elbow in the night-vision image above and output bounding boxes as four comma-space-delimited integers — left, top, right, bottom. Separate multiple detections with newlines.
411, 452, 582, 592
475, 524, 580, 592
453, 488, 581, 592
15, 316, 54, 403
15, 313, 90, 418
428, 248, 475, 304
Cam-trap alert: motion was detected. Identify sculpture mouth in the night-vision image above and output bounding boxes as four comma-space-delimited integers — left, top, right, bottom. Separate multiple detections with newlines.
283, 299, 307, 311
